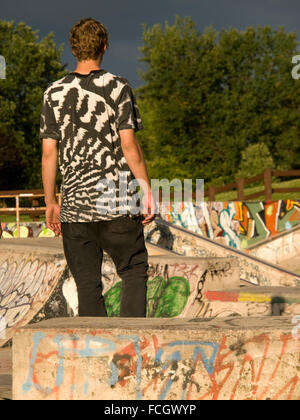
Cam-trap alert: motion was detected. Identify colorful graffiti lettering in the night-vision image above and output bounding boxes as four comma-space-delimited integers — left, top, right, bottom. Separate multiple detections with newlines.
1, 200, 299, 249
19, 328, 300, 400
160, 200, 300, 250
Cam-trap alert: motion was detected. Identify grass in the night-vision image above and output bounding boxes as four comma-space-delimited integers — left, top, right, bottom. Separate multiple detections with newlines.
0, 215, 45, 223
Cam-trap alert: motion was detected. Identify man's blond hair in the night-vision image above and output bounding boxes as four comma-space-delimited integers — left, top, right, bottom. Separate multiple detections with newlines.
70, 18, 109, 61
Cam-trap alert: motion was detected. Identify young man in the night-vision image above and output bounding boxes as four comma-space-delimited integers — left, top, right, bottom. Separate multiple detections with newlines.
40, 18, 155, 318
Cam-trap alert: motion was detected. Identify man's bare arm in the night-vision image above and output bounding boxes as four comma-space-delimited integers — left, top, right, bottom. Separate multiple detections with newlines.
42, 138, 61, 235
119, 129, 155, 225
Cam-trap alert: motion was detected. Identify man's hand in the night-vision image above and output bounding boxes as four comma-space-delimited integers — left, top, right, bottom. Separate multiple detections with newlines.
142, 190, 156, 226
46, 202, 61, 236
120, 129, 155, 226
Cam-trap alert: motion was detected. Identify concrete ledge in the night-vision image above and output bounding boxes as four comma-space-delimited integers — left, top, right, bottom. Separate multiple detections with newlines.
203, 287, 300, 318
0, 348, 12, 400
145, 219, 300, 287
205, 287, 300, 304
13, 316, 300, 400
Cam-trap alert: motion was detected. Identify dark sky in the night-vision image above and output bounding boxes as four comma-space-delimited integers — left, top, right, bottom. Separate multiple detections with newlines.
1, 0, 300, 87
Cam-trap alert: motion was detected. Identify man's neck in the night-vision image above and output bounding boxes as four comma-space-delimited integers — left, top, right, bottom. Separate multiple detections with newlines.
74, 59, 102, 75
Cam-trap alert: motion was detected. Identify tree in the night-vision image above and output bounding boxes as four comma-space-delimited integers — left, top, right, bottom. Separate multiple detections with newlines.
0, 21, 66, 189
0, 130, 26, 190
137, 17, 300, 185
236, 143, 275, 179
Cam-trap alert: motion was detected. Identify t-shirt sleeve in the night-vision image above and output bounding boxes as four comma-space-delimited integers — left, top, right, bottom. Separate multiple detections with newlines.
116, 82, 143, 132
40, 92, 61, 140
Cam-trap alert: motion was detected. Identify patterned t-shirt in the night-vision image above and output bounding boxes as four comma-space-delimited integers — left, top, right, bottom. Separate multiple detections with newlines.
40, 69, 143, 222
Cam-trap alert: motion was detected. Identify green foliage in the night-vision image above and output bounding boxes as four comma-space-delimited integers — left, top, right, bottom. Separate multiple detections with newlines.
0, 130, 26, 189
236, 143, 275, 179
137, 17, 300, 184
0, 21, 67, 189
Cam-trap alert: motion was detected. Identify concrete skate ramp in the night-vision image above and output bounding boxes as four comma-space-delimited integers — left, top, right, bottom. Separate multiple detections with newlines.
0, 238, 241, 347
0, 239, 67, 348
144, 219, 300, 287
246, 225, 300, 273
0, 238, 174, 347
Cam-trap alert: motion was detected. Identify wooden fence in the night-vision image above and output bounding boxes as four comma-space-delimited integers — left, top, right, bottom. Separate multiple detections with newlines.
0, 189, 61, 238
205, 168, 300, 201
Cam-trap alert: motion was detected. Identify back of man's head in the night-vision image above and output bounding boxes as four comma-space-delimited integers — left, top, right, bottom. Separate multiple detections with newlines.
70, 18, 109, 62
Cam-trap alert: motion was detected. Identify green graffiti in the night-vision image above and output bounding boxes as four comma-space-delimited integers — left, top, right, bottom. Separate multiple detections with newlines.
104, 276, 190, 318
104, 282, 122, 317
147, 276, 190, 318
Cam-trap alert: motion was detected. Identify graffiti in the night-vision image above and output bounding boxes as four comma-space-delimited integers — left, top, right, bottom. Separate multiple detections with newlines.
144, 219, 300, 288
194, 270, 208, 304
20, 331, 220, 400
147, 275, 190, 318
104, 276, 190, 318
160, 200, 300, 250
103, 259, 236, 318
1, 200, 299, 249
0, 253, 66, 346
202, 289, 300, 319
17, 327, 300, 400
0, 241, 239, 348
160, 202, 202, 235
0, 251, 238, 347
0, 222, 55, 239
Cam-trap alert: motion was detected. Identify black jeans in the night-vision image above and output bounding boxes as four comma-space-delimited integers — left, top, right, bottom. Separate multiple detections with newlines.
61, 216, 148, 317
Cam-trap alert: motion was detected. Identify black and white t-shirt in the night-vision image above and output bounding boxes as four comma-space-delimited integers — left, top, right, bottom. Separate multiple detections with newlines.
40, 69, 143, 222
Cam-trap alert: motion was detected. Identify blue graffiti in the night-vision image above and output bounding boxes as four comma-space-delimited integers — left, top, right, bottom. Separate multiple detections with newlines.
22, 332, 47, 394
22, 332, 116, 396
22, 333, 219, 400
155, 340, 219, 400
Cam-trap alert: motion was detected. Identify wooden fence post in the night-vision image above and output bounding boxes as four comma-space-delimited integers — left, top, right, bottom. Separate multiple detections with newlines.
16, 196, 20, 238
264, 168, 273, 201
208, 185, 216, 201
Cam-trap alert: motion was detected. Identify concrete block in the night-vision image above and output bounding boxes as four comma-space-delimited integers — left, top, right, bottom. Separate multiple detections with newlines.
13, 316, 300, 400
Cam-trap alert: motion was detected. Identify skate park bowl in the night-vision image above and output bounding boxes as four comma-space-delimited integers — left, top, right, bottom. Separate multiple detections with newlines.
1, 217, 300, 400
